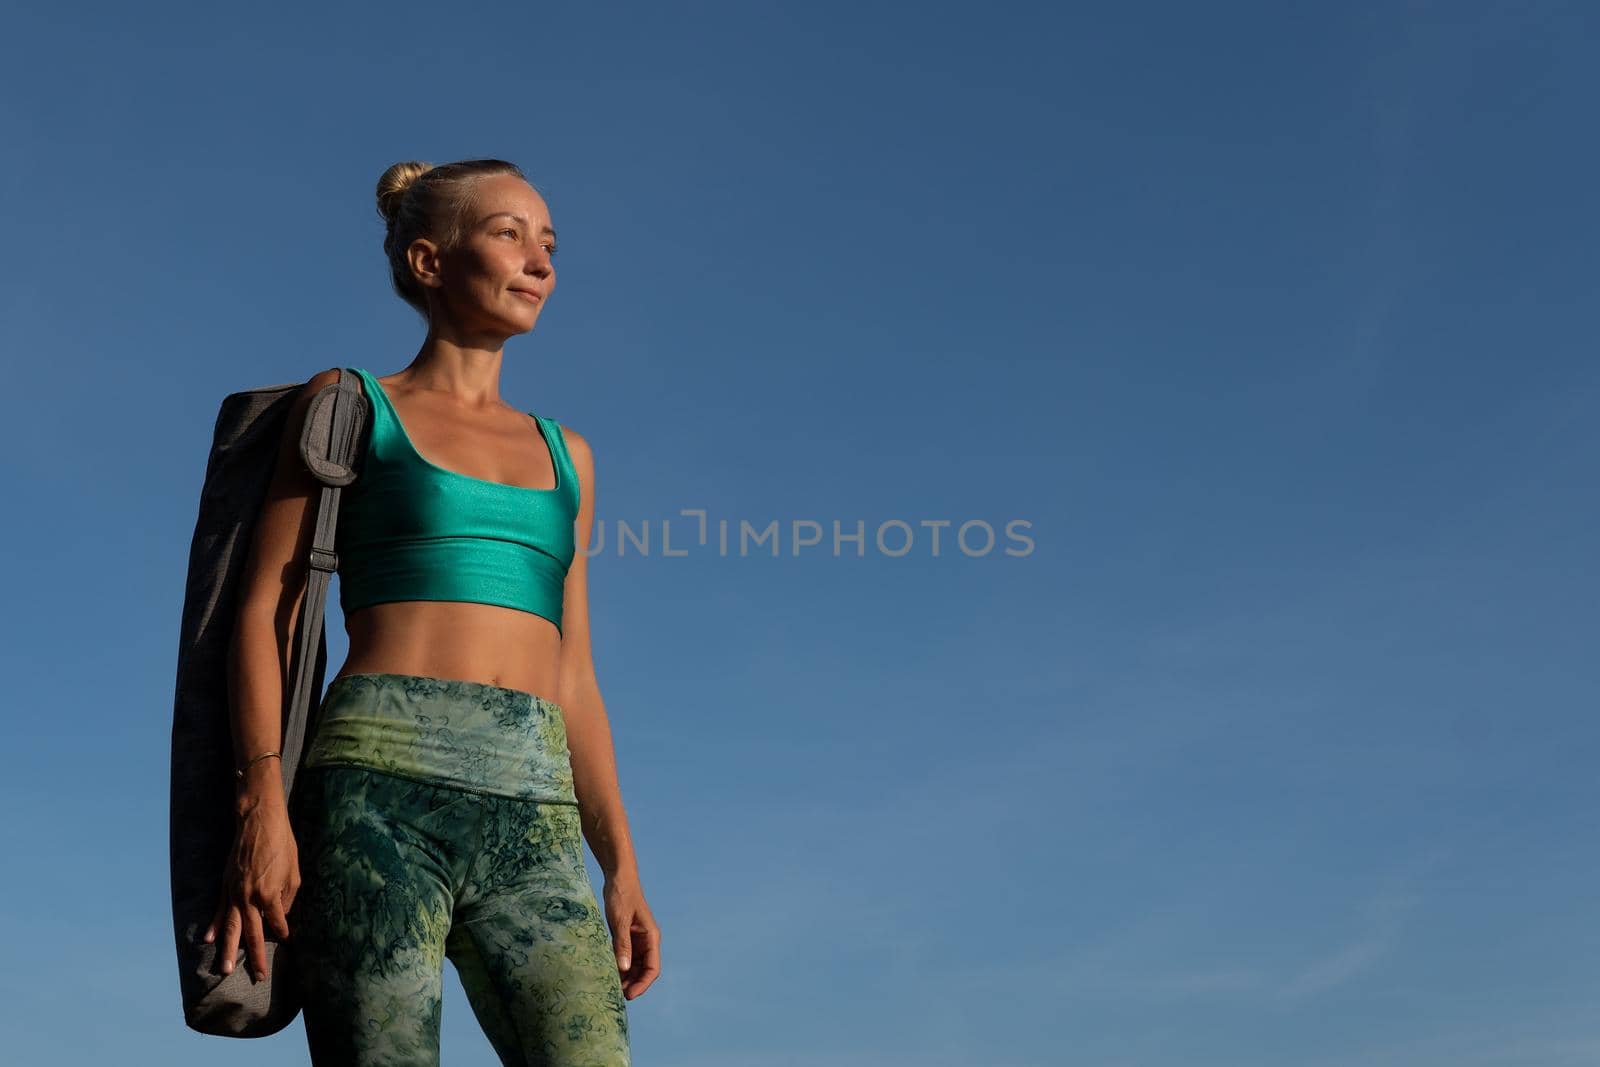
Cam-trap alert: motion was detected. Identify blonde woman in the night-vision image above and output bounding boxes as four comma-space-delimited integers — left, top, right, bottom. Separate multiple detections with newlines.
206, 158, 657, 1065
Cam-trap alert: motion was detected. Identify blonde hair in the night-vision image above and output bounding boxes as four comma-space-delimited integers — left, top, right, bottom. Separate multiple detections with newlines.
375, 158, 530, 321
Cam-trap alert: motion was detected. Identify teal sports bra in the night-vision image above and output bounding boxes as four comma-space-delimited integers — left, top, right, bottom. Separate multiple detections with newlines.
334, 366, 580, 633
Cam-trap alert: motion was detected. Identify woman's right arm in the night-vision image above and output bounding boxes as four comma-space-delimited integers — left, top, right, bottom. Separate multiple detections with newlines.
206, 366, 344, 981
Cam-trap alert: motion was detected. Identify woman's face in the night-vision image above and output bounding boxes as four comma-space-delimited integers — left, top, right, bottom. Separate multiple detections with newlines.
416, 173, 557, 337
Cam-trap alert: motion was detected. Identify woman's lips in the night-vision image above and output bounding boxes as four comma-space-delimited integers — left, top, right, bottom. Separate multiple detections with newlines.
511, 290, 541, 303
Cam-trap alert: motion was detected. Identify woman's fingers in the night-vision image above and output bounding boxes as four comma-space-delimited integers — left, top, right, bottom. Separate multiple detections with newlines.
214, 895, 276, 980
624, 917, 662, 998
203, 890, 226, 944
218, 903, 243, 975
602, 880, 662, 999
612, 914, 633, 975
284, 861, 302, 915
242, 903, 269, 982
261, 890, 292, 942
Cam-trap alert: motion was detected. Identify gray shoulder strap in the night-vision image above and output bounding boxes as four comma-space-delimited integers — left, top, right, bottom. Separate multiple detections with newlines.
279, 369, 368, 797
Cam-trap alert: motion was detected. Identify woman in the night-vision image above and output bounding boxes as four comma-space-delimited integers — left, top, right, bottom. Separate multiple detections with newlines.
203, 158, 657, 1065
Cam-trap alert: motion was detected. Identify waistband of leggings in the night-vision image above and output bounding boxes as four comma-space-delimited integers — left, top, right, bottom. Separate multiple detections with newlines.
303, 672, 576, 804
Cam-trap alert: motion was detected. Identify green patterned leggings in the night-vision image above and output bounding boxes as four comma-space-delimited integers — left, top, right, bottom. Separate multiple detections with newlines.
286, 673, 632, 1066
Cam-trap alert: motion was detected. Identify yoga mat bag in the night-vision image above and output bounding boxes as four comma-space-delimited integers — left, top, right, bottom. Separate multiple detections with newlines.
168, 368, 368, 1037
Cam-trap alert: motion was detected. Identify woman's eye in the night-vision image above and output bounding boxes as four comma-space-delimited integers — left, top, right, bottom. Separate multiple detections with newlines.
496, 228, 554, 256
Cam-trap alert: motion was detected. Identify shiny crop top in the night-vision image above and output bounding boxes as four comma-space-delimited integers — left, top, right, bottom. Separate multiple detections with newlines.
334, 366, 580, 632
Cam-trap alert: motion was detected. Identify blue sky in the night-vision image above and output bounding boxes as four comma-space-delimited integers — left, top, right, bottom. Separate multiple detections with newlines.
2, 1, 1597, 1064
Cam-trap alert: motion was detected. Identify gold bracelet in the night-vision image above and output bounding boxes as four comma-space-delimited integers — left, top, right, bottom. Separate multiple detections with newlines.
235, 751, 283, 780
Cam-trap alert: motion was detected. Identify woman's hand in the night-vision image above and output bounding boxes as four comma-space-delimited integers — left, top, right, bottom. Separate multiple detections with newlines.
203, 796, 300, 983
603, 872, 661, 1000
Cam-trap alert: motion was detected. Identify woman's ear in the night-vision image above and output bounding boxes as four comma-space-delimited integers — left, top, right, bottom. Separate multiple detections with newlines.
407, 237, 444, 290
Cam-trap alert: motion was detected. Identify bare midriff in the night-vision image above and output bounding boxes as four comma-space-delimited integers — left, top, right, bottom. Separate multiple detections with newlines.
333, 599, 564, 702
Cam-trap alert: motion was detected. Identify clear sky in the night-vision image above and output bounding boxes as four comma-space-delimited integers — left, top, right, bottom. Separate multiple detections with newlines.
2, 2, 1596, 1064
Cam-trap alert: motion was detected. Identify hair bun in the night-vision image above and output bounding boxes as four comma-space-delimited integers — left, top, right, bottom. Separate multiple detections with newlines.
375, 160, 434, 226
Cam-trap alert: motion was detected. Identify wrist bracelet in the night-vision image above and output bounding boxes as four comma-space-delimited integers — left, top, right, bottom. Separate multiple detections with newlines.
236, 751, 282, 780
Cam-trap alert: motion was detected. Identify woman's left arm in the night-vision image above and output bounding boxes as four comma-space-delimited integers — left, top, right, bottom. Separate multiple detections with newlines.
555, 426, 661, 1000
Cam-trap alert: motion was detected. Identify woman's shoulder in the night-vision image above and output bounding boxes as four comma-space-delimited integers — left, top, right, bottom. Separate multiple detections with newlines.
546, 419, 591, 466
541, 420, 592, 512
548, 417, 584, 448
302, 365, 349, 396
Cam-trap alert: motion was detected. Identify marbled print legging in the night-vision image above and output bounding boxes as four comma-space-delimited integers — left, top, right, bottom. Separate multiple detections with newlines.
285, 672, 632, 1066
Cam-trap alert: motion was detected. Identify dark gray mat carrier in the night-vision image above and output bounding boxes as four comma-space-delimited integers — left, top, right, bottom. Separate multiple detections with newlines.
169, 369, 368, 1037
